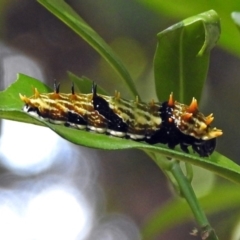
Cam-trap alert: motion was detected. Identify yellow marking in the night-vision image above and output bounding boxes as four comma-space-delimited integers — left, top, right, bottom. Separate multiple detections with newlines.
150, 99, 155, 106
114, 91, 121, 100
20, 89, 222, 142
135, 96, 139, 104
34, 88, 40, 98
19, 94, 30, 104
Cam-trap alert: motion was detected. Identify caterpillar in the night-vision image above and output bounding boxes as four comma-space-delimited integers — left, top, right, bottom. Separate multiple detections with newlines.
19, 82, 222, 157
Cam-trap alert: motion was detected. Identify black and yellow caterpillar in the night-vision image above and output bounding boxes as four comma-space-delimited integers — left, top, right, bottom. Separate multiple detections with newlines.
20, 82, 222, 157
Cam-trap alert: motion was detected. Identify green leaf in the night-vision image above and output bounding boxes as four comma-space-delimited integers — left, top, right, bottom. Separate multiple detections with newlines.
37, 0, 138, 98
154, 10, 220, 103
1, 75, 240, 185
142, 184, 240, 239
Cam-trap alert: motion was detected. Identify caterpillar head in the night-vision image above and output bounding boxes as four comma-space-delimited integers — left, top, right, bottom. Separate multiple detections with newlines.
168, 94, 222, 141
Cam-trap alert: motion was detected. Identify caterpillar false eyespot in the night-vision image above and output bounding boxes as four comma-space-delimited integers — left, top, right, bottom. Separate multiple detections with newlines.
19, 82, 222, 157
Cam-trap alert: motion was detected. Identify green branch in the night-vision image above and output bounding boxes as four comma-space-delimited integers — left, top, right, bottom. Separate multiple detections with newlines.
170, 160, 219, 240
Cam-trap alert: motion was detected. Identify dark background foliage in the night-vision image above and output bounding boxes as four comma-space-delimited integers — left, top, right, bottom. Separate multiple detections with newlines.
0, 1, 240, 239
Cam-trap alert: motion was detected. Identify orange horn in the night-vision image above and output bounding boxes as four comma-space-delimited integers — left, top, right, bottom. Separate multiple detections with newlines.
182, 112, 193, 121
188, 97, 198, 113
168, 92, 174, 107
205, 113, 214, 125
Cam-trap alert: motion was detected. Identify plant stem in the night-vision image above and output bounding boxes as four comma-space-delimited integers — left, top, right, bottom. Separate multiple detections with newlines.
184, 162, 193, 182
170, 160, 219, 240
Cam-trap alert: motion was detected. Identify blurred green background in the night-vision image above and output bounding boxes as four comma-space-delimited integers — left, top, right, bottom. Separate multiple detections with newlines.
0, 1, 240, 239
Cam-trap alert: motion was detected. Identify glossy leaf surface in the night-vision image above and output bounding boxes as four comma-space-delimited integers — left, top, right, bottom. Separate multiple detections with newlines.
154, 10, 220, 103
